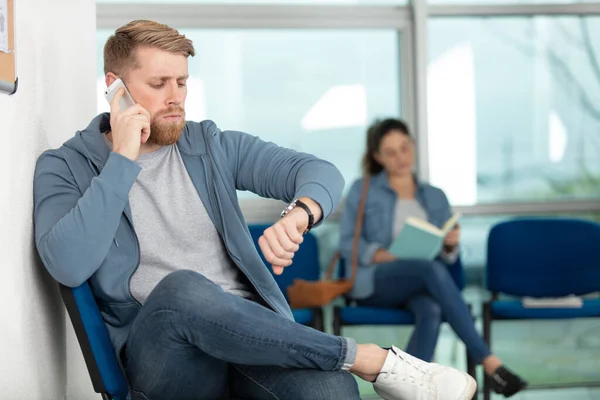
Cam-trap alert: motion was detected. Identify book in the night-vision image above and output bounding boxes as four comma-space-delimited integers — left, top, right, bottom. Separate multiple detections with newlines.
388, 213, 461, 260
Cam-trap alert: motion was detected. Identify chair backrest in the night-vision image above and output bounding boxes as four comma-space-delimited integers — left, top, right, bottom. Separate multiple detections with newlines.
338, 256, 466, 291
486, 217, 600, 297
60, 282, 129, 400
247, 224, 321, 300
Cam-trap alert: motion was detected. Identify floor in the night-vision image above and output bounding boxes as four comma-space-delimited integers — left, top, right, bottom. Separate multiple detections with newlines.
323, 285, 600, 400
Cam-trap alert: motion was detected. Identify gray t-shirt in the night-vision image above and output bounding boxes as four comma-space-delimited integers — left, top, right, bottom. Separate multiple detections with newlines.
393, 198, 428, 239
120, 143, 253, 303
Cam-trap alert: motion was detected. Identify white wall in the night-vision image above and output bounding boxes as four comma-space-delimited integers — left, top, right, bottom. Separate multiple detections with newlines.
0, 0, 97, 399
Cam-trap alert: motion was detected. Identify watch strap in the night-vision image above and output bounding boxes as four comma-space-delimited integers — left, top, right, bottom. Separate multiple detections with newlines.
294, 199, 314, 234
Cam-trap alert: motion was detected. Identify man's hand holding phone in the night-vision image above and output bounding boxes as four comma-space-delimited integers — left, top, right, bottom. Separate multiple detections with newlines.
108, 87, 151, 162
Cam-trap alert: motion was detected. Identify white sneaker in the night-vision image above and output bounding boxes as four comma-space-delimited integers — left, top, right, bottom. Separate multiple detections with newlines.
373, 346, 477, 400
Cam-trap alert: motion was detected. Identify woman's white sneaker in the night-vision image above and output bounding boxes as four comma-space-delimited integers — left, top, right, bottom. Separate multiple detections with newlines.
373, 346, 477, 400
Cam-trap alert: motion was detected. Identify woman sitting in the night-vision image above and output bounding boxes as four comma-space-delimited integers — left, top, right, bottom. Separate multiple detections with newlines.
339, 118, 527, 398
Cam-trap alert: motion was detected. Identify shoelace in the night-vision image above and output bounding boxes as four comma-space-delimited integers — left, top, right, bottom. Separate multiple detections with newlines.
387, 353, 434, 389
398, 353, 430, 376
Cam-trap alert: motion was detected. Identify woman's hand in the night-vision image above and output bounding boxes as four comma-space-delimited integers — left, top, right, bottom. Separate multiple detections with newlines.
444, 225, 461, 249
372, 248, 397, 264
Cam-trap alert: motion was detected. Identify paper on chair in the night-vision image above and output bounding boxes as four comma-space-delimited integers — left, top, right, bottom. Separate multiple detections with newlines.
0, 0, 8, 53
522, 295, 583, 308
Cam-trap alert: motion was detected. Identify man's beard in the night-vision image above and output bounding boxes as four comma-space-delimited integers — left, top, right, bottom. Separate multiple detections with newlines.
148, 107, 186, 146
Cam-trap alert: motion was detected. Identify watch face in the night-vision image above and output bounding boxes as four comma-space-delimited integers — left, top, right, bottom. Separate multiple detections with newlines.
281, 200, 297, 217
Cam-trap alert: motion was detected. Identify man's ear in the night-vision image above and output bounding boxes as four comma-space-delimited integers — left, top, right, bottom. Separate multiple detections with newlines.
105, 72, 119, 88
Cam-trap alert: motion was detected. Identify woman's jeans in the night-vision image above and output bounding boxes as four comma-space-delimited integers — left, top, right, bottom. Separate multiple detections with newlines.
356, 259, 491, 364
124, 270, 360, 400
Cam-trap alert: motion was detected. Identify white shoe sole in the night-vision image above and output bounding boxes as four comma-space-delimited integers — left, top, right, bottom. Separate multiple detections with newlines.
459, 372, 478, 400
374, 372, 478, 400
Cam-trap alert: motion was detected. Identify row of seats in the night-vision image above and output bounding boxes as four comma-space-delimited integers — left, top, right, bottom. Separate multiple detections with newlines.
61, 217, 600, 400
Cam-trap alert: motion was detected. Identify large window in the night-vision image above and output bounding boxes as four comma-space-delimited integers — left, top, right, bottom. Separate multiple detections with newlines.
97, 29, 402, 196
428, 17, 600, 206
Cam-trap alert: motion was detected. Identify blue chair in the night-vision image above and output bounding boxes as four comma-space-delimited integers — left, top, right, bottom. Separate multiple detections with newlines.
59, 282, 129, 400
60, 282, 252, 400
483, 217, 600, 400
247, 224, 324, 331
332, 256, 477, 394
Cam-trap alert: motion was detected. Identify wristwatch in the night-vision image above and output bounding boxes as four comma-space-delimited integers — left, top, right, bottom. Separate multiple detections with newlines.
281, 198, 315, 234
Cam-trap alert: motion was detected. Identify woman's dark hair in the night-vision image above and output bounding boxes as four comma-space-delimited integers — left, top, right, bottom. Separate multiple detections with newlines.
361, 118, 412, 175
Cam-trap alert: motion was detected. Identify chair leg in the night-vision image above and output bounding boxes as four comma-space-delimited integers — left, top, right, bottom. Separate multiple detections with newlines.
482, 302, 492, 400
466, 303, 478, 400
333, 306, 342, 336
467, 354, 478, 400
311, 307, 324, 332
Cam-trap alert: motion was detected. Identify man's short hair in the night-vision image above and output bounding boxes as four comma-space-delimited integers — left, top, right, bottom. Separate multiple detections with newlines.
103, 20, 195, 76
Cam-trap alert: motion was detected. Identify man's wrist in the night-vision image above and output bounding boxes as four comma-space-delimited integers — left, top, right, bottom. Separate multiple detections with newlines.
297, 197, 323, 224
280, 197, 323, 234
113, 148, 137, 162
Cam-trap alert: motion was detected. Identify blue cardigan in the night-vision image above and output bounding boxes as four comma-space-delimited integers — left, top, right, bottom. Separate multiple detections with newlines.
34, 113, 345, 357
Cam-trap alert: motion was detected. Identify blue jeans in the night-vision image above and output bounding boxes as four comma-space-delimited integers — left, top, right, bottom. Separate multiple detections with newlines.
124, 270, 360, 400
356, 260, 491, 363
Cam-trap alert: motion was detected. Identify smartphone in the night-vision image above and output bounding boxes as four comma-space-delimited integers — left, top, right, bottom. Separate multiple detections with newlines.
104, 78, 136, 112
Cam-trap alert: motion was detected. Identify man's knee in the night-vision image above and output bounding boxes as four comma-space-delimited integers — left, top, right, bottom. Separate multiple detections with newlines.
159, 269, 212, 287
149, 270, 223, 307
157, 269, 217, 291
